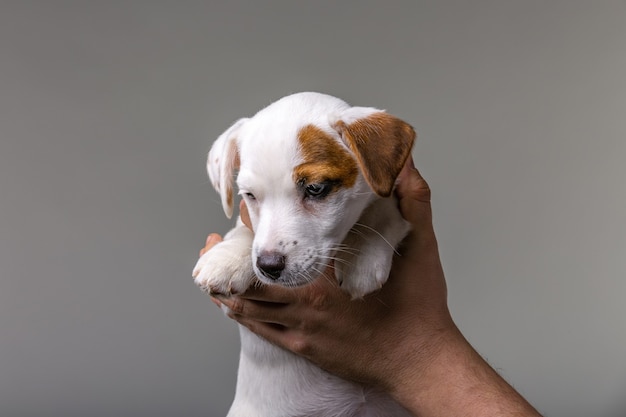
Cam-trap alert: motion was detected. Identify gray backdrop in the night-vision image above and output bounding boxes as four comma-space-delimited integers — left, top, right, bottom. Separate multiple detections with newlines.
1, 1, 625, 416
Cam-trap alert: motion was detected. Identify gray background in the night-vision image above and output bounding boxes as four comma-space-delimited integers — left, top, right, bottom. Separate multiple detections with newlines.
1, 1, 625, 416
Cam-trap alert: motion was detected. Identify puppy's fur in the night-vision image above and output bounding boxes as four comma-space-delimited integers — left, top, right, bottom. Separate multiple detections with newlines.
194, 92, 415, 416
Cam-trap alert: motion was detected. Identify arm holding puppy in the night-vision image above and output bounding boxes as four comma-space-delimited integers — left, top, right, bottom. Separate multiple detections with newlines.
201, 159, 542, 417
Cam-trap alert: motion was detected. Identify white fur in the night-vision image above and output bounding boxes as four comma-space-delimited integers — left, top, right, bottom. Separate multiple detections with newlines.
193, 92, 413, 416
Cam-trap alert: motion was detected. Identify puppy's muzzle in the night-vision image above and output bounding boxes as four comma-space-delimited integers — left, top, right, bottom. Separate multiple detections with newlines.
256, 251, 286, 280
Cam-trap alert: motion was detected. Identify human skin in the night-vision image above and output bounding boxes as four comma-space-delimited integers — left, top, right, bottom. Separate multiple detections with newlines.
200, 159, 542, 416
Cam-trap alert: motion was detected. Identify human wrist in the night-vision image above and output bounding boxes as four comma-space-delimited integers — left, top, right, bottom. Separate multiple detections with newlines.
384, 322, 467, 413
387, 324, 542, 416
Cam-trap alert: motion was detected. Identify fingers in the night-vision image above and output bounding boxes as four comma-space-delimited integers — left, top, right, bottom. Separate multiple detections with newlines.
236, 283, 300, 303
232, 316, 308, 356
220, 295, 293, 326
199, 233, 223, 257
218, 270, 343, 327
215, 284, 299, 326
233, 278, 333, 306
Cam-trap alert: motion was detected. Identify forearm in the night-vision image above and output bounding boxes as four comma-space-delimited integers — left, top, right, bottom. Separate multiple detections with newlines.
389, 326, 542, 417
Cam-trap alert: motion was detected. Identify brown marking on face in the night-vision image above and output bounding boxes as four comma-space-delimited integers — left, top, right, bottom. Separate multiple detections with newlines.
334, 112, 415, 197
294, 125, 358, 191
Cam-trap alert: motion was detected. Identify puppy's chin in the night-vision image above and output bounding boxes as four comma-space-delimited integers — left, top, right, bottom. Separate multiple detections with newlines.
253, 273, 312, 288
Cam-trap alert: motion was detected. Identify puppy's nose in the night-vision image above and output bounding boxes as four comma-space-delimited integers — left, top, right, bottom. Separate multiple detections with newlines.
256, 251, 286, 280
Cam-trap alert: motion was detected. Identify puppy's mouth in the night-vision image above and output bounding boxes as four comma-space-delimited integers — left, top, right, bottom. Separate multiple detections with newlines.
254, 251, 328, 287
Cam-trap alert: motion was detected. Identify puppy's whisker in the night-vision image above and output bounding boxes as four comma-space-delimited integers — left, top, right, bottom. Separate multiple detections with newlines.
352, 222, 399, 254
347, 228, 369, 240
318, 248, 360, 262
332, 248, 358, 257
296, 270, 314, 286
328, 244, 361, 255
311, 262, 339, 286
317, 256, 353, 269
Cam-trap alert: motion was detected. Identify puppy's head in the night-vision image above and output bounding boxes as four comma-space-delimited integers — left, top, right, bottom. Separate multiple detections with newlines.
208, 92, 414, 286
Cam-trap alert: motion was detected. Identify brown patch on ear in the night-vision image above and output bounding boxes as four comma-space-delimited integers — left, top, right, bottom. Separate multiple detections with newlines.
335, 113, 415, 197
220, 137, 240, 218
295, 125, 358, 189
226, 185, 234, 212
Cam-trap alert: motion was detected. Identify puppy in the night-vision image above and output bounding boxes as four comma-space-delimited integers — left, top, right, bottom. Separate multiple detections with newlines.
193, 92, 415, 417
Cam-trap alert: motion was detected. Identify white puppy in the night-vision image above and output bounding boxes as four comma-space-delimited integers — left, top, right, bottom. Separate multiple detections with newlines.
194, 92, 415, 417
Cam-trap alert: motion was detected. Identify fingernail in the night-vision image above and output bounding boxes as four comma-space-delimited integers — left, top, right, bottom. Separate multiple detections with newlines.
206, 233, 219, 245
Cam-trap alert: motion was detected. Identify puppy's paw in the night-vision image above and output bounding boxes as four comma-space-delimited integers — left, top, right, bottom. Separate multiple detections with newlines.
338, 199, 410, 298
338, 252, 393, 299
193, 225, 255, 295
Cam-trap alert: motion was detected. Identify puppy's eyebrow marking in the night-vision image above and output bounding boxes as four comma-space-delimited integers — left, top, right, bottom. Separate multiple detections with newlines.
294, 124, 357, 187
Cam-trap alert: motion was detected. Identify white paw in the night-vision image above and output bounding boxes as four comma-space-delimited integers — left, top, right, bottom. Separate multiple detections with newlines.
193, 225, 255, 295
337, 198, 410, 298
337, 250, 393, 298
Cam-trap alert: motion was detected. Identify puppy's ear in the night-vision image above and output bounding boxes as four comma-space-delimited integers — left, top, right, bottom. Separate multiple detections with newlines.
207, 118, 249, 218
333, 108, 415, 197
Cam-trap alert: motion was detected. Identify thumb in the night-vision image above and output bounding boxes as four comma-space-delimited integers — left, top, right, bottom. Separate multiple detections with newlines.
396, 157, 433, 232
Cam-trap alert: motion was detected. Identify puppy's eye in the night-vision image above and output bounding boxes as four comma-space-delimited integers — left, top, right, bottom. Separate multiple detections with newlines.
244, 192, 256, 200
304, 183, 330, 198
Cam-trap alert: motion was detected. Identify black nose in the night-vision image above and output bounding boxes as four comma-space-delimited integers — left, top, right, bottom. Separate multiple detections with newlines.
256, 252, 286, 280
